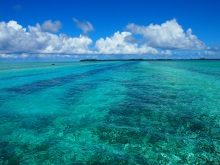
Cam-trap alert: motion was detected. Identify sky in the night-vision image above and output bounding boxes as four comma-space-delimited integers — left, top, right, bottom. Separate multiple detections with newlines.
0, 0, 220, 61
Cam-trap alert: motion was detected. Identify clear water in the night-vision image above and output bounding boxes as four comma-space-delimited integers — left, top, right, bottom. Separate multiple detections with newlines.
0, 61, 219, 164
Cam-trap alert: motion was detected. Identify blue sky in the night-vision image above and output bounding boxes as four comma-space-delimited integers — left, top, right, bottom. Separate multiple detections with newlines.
0, 0, 220, 60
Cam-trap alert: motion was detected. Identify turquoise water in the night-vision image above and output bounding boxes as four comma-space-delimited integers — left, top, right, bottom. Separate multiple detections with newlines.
0, 61, 219, 164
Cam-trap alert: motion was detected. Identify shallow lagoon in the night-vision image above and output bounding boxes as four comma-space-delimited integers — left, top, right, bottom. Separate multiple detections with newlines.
0, 61, 220, 164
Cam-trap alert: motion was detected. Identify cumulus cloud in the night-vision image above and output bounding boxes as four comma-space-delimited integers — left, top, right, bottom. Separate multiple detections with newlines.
41, 20, 62, 32
205, 45, 220, 55
126, 19, 206, 50
95, 31, 158, 54
0, 20, 93, 55
0, 19, 208, 59
73, 18, 94, 35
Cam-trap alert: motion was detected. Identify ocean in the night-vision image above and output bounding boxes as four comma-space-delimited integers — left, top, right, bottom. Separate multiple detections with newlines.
0, 60, 219, 164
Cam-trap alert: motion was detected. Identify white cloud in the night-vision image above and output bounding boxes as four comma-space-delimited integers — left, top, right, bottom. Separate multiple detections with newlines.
7, 20, 23, 30
126, 19, 206, 50
205, 51, 216, 55
20, 53, 29, 58
0, 53, 17, 59
41, 20, 62, 32
0, 20, 93, 55
205, 46, 220, 55
161, 50, 172, 55
95, 31, 158, 54
73, 18, 94, 35
0, 19, 208, 59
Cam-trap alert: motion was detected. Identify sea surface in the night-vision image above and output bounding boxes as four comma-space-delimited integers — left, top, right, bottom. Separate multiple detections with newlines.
0, 61, 219, 164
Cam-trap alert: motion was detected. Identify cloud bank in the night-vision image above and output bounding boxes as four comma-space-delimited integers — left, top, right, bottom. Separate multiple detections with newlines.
126, 19, 206, 50
0, 20, 92, 55
0, 19, 209, 59
95, 31, 158, 54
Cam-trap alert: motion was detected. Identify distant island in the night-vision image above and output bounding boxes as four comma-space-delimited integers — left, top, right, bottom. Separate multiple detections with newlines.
80, 58, 220, 62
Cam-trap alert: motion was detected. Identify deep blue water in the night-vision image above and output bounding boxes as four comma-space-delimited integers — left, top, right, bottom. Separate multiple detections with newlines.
0, 61, 220, 164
